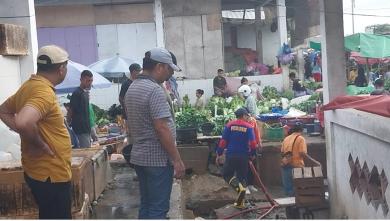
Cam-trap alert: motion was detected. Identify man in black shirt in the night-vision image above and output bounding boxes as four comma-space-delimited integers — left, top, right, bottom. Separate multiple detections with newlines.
69, 70, 93, 148
119, 63, 142, 119
213, 68, 227, 97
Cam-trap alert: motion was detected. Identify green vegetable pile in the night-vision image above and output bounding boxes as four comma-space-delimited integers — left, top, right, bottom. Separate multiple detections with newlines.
356, 89, 371, 95
256, 86, 283, 114
303, 81, 322, 91
206, 96, 227, 116
92, 104, 110, 127
262, 86, 280, 100
175, 107, 211, 129
211, 113, 235, 135
385, 79, 390, 91
290, 100, 317, 113
280, 89, 294, 100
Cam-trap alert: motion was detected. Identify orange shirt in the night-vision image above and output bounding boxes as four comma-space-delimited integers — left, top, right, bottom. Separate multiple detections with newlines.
5, 74, 72, 182
248, 117, 261, 146
281, 132, 307, 167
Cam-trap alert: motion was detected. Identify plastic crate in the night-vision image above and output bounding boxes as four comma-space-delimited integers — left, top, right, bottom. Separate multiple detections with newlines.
264, 126, 285, 141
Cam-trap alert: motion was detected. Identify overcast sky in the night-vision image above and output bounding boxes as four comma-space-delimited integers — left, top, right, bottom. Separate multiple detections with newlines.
343, 0, 390, 35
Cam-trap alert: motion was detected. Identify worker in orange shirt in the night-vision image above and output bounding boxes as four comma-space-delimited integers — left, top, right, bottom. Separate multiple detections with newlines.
280, 122, 321, 196
245, 110, 262, 194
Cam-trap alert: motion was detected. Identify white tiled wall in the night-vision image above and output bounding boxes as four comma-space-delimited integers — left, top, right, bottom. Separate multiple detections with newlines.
0, 56, 22, 103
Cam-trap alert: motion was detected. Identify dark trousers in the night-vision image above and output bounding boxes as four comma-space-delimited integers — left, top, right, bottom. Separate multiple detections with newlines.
247, 158, 257, 185
222, 155, 249, 186
134, 165, 174, 219
24, 174, 72, 219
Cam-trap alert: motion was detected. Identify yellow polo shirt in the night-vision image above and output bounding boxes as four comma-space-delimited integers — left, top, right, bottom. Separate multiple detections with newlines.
281, 132, 307, 168
5, 74, 72, 182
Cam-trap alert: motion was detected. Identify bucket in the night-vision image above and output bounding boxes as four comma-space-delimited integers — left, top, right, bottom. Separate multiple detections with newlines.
201, 123, 215, 136
314, 121, 321, 133
176, 127, 197, 143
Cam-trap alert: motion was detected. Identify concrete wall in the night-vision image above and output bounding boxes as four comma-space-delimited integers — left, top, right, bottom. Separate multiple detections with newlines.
0, 57, 22, 103
236, 25, 256, 50
35, 4, 154, 27
223, 23, 280, 66
0, 0, 38, 103
261, 26, 280, 66
327, 109, 390, 219
0, 0, 38, 83
163, 0, 223, 79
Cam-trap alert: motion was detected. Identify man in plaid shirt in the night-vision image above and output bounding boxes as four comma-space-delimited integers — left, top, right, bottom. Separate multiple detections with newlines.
125, 48, 185, 219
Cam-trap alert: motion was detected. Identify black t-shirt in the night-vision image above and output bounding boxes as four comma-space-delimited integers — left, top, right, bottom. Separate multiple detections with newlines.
213, 76, 227, 89
292, 79, 306, 92
119, 79, 133, 119
70, 87, 91, 134
119, 79, 133, 100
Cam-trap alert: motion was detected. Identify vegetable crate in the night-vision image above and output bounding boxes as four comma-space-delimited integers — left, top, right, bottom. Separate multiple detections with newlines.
293, 166, 326, 207
263, 126, 284, 141
72, 147, 112, 202
0, 157, 91, 218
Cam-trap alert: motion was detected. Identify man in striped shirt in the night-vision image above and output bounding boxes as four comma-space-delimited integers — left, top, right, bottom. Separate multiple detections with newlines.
125, 48, 185, 219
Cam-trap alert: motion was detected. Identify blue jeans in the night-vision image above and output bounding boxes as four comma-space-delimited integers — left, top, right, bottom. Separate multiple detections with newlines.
134, 165, 174, 219
281, 165, 294, 197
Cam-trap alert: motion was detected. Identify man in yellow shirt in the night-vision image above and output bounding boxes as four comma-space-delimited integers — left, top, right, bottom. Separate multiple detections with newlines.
0, 45, 72, 219
280, 122, 320, 196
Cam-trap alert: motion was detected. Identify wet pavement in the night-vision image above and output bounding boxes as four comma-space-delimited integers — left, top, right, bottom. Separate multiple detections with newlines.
90, 159, 182, 219
91, 160, 140, 219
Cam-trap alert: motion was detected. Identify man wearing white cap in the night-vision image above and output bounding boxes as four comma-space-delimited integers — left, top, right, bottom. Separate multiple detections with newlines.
125, 48, 185, 219
238, 84, 259, 116
0, 45, 72, 219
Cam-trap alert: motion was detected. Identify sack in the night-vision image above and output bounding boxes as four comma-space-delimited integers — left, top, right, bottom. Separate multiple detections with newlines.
280, 135, 300, 167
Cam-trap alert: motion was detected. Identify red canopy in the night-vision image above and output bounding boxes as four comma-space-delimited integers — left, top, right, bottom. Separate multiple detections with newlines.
350, 52, 390, 65
322, 95, 390, 118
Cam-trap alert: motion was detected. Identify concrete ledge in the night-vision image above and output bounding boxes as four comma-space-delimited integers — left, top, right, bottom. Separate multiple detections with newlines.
169, 179, 183, 219
178, 144, 209, 174
328, 109, 390, 144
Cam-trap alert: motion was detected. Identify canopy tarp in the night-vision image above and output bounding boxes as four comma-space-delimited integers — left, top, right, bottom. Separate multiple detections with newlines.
344, 33, 390, 58
309, 33, 390, 58
322, 95, 390, 118
309, 41, 321, 51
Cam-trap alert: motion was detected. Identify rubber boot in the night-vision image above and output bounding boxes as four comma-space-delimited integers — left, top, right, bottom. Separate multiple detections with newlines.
228, 177, 246, 209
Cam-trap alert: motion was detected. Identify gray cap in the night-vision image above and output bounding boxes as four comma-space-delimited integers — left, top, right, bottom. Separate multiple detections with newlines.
149, 48, 181, 72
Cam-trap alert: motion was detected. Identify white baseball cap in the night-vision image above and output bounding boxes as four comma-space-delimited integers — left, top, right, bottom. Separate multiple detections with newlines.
37, 45, 69, 64
238, 85, 252, 97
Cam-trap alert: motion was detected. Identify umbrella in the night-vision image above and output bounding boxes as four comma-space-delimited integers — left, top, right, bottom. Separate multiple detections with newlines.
55, 60, 112, 94
88, 55, 138, 78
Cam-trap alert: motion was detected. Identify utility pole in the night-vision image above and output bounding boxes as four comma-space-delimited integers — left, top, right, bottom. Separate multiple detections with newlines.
351, 0, 355, 34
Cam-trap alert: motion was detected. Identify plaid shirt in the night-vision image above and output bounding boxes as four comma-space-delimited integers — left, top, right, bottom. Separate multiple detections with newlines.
125, 74, 176, 167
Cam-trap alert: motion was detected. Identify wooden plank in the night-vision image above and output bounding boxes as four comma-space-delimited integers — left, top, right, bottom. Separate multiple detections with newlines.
296, 196, 325, 207
303, 167, 313, 178
293, 178, 324, 188
293, 168, 303, 179
295, 187, 325, 196
313, 166, 323, 177
274, 197, 295, 206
